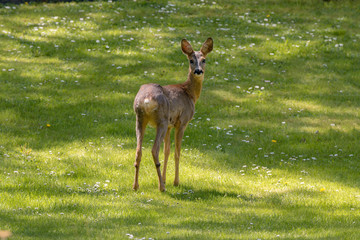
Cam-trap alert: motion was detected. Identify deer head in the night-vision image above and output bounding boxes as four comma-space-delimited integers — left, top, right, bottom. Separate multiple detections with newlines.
181, 38, 213, 77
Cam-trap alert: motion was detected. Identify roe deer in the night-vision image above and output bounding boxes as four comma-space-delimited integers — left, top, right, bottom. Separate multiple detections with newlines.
133, 38, 213, 192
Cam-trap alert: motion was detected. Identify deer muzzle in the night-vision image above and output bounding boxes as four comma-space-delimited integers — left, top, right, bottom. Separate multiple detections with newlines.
194, 69, 204, 75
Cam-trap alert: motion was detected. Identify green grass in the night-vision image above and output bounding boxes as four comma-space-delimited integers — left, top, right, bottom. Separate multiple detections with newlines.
1, 0, 360, 239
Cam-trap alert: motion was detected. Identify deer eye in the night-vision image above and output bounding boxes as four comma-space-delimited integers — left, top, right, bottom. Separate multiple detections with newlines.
190, 60, 194, 64
202, 59, 206, 63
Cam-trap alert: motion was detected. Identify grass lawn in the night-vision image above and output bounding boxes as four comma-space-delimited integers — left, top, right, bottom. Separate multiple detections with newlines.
1, 0, 360, 239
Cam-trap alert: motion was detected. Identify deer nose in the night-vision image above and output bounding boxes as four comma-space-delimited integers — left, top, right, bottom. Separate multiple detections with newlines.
194, 69, 203, 75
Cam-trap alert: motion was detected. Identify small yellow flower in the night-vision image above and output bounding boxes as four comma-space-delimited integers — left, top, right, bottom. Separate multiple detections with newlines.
267, 14, 270, 18
25, 2, 28, 5
46, 124, 51, 127
320, 188, 325, 192
272, 139, 277, 143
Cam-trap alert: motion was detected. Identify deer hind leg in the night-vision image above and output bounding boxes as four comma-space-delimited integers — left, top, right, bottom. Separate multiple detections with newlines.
152, 121, 167, 192
133, 115, 147, 191
162, 127, 172, 184
174, 125, 186, 186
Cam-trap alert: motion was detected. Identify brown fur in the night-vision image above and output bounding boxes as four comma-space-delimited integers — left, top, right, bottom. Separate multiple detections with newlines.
133, 38, 213, 191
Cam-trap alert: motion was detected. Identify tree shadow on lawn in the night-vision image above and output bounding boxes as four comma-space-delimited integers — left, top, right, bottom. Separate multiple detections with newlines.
1, 185, 359, 239
0, 208, 147, 240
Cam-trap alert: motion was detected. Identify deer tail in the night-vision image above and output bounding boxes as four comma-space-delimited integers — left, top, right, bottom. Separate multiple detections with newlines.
143, 97, 158, 114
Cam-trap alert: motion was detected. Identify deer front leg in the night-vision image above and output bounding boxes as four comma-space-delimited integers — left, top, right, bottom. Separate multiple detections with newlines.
174, 125, 186, 186
152, 122, 167, 192
133, 117, 147, 191
162, 127, 172, 185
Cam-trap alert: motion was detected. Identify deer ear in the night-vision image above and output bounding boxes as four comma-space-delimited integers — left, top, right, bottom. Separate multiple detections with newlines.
200, 37, 213, 56
181, 39, 194, 56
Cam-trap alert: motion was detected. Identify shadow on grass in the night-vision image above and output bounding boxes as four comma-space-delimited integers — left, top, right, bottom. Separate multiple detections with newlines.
1, 185, 358, 239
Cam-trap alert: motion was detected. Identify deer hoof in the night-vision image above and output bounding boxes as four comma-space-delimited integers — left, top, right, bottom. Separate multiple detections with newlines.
173, 181, 179, 187
133, 183, 139, 191
159, 184, 166, 192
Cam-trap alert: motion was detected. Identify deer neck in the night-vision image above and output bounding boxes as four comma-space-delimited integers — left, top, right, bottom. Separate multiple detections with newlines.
184, 70, 204, 103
